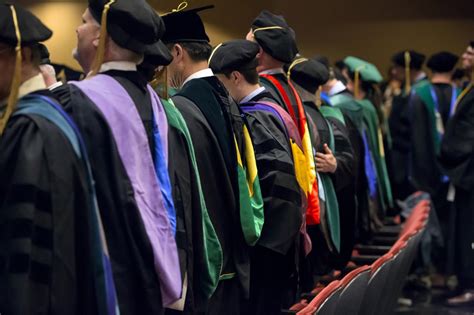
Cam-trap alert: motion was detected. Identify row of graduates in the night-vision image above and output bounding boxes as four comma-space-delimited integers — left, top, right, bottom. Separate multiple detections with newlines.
384, 45, 474, 302
0, 1, 399, 315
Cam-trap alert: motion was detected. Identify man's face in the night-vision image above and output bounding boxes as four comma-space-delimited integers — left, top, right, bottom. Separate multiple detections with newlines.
74, 8, 100, 73
462, 45, 474, 71
0, 43, 15, 101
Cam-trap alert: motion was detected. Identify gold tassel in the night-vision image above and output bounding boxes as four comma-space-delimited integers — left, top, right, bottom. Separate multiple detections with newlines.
151, 66, 170, 99
354, 69, 360, 99
404, 51, 411, 94
163, 1, 188, 15
90, 0, 116, 77
0, 5, 22, 135
286, 57, 308, 81
208, 43, 223, 66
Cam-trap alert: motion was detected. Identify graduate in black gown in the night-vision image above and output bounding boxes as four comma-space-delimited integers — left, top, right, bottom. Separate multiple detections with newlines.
408, 52, 459, 196
0, 4, 117, 314
162, 6, 254, 315
321, 61, 371, 241
209, 39, 304, 315
288, 58, 356, 273
138, 41, 226, 314
439, 72, 474, 307
408, 52, 460, 274
53, 1, 184, 314
388, 50, 427, 202
246, 9, 321, 249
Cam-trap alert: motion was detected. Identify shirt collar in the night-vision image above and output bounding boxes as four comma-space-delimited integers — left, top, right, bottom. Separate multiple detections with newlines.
328, 80, 347, 96
99, 61, 137, 73
240, 86, 266, 104
182, 68, 214, 87
415, 72, 427, 83
49, 81, 64, 91
259, 68, 285, 75
18, 73, 47, 99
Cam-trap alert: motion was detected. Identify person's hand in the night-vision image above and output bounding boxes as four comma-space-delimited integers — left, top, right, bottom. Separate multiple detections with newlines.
315, 144, 337, 173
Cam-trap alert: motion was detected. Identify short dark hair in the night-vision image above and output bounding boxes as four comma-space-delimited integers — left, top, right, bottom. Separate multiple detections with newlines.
175, 41, 212, 62
29, 44, 42, 67
225, 68, 259, 85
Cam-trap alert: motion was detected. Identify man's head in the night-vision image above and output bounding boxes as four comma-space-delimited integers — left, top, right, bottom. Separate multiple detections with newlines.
287, 58, 330, 97
0, 3, 52, 101
75, 0, 164, 74
137, 40, 173, 82
165, 41, 212, 88
391, 50, 426, 82
461, 41, 474, 72
161, 5, 213, 88
209, 40, 260, 102
343, 56, 383, 98
247, 10, 298, 73
427, 51, 459, 76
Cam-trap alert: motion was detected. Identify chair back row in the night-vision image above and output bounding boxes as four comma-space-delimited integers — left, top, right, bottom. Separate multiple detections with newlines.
297, 195, 431, 315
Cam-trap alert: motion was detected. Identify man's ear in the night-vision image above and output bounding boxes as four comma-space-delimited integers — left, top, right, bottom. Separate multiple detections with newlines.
256, 46, 264, 59
173, 44, 184, 61
92, 38, 100, 49
232, 71, 241, 84
92, 27, 101, 49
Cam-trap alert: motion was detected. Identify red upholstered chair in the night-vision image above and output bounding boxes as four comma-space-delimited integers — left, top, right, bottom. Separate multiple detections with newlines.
297, 280, 342, 315
358, 253, 395, 315
333, 265, 371, 315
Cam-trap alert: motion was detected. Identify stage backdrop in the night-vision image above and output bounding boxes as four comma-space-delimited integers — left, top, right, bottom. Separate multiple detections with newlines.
19, 0, 474, 77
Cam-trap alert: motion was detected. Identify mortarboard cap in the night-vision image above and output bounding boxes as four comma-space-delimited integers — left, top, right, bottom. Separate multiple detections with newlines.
312, 55, 330, 69
143, 40, 173, 67
0, 3, 53, 135
0, 2, 52, 47
344, 56, 382, 98
392, 50, 426, 70
287, 58, 329, 94
161, 4, 213, 44
427, 51, 459, 73
208, 40, 259, 74
250, 10, 298, 64
88, 0, 164, 53
344, 56, 383, 83
138, 40, 172, 84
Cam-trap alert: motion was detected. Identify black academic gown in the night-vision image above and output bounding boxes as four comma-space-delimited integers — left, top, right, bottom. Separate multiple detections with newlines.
172, 76, 248, 315
331, 90, 371, 241
389, 77, 429, 201
409, 83, 454, 196
244, 91, 303, 315
0, 91, 98, 315
439, 86, 474, 288
53, 71, 164, 315
166, 115, 207, 314
304, 101, 356, 270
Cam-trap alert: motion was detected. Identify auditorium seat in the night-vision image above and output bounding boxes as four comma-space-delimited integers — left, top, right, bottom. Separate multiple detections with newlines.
334, 265, 371, 315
